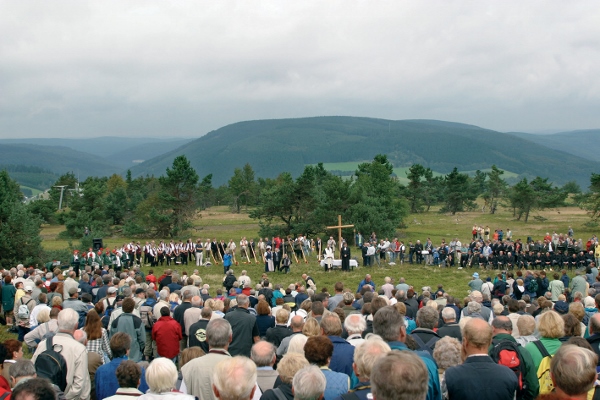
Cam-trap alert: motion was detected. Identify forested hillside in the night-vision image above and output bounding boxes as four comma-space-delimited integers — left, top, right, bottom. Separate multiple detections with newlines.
506, 129, 600, 163
0, 144, 119, 179
130, 117, 599, 187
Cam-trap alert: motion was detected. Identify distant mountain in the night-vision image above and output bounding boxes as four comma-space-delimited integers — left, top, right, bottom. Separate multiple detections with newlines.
506, 129, 600, 163
129, 116, 600, 188
107, 139, 193, 168
0, 144, 119, 179
0, 137, 194, 169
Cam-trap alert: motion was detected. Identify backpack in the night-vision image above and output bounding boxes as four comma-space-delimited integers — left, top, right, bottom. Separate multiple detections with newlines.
140, 302, 155, 329
17, 298, 33, 320
489, 339, 527, 397
76, 310, 87, 329
101, 298, 117, 329
411, 334, 439, 356
259, 288, 273, 306
533, 340, 554, 395
527, 279, 538, 294
34, 336, 68, 392
104, 298, 116, 317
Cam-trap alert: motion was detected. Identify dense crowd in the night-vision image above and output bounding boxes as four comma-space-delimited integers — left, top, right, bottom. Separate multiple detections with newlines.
1, 225, 600, 400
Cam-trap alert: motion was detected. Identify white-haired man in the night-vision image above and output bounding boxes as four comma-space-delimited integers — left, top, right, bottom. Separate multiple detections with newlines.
292, 365, 326, 400
212, 356, 257, 400
32, 308, 91, 399
344, 314, 367, 347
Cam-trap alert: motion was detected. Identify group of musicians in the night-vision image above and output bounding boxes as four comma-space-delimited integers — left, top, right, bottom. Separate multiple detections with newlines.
68, 235, 353, 275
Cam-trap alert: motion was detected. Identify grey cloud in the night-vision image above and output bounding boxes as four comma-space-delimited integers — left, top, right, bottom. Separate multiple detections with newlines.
1, 1, 599, 138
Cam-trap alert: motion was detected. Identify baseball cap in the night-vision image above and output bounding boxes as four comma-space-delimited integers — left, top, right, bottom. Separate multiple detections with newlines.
24, 285, 33, 292
472, 273, 479, 279
135, 288, 145, 295
107, 287, 117, 294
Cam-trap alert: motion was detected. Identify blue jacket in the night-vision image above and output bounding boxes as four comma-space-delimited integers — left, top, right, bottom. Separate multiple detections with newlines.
356, 279, 376, 293
328, 336, 355, 378
95, 356, 149, 400
387, 341, 441, 400
321, 367, 350, 400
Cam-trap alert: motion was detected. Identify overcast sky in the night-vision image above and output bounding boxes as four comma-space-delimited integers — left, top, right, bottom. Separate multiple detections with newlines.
1, 1, 599, 139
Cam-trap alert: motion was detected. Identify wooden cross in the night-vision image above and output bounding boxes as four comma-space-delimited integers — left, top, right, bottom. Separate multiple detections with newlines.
326, 215, 354, 249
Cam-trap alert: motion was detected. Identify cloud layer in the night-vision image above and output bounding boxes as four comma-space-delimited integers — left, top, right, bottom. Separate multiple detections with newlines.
1, 1, 599, 138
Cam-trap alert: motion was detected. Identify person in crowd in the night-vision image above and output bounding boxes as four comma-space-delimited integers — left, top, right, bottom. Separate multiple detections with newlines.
180, 318, 233, 399
276, 315, 305, 357
445, 318, 518, 400
104, 360, 144, 399
255, 300, 275, 337
10, 377, 57, 400
432, 336, 462, 399
262, 353, 309, 400
524, 311, 565, 370
538, 344, 598, 400
110, 298, 146, 362
31, 308, 91, 400
291, 365, 327, 400
13, 285, 35, 342
304, 335, 349, 400
371, 351, 429, 400
265, 308, 291, 348
251, 340, 279, 393
24, 307, 60, 348
372, 305, 440, 400
152, 306, 183, 361
84, 309, 112, 364
139, 357, 195, 399
489, 316, 539, 400
320, 313, 354, 378
224, 294, 260, 357
332, 335, 391, 400
95, 332, 149, 400
2, 338, 23, 383
212, 356, 257, 400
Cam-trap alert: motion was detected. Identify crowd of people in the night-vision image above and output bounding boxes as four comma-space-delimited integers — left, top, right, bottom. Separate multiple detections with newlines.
1, 225, 600, 399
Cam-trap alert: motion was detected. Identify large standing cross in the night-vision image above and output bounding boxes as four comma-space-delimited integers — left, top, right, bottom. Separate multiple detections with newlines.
326, 215, 354, 249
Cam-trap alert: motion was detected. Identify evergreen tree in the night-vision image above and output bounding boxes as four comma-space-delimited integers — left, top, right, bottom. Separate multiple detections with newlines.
347, 155, 407, 238
440, 167, 477, 215
157, 155, 199, 237
483, 165, 507, 214
0, 171, 43, 268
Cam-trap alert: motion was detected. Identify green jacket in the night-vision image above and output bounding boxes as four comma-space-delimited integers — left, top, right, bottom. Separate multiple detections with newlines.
489, 333, 539, 400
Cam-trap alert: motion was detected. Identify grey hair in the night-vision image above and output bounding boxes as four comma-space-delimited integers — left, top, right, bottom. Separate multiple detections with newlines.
373, 306, 405, 342
159, 290, 169, 301
236, 294, 249, 307
441, 307, 456, 321
416, 306, 438, 329
292, 365, 327, 400
344, 313, 367, 334
212, 356, 257, 400
250, 341, 276, 367
191, 296, 202, 307
467, 301, 482, 314
9, 360, 36, 379
206, 318, 232, 348
57, 308, 79, 332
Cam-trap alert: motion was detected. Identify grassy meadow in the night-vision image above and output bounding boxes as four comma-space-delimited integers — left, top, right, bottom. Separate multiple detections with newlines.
38, 203, 597, 299
6, 202, 596, 349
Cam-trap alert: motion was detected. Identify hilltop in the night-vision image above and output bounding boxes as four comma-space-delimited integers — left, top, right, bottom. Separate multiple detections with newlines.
130, 117, 599, 187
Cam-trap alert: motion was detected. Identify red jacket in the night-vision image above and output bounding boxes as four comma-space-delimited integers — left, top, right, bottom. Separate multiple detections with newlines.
152, 316, 182, 359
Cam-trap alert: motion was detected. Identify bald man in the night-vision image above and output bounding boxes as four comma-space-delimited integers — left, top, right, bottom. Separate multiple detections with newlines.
445, 318, 518, 400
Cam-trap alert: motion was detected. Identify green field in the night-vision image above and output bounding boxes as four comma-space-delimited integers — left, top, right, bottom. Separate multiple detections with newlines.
38, 204, 596, 302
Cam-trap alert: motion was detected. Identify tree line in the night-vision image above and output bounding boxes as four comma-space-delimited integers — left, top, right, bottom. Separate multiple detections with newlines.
1, 154, 595, 267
